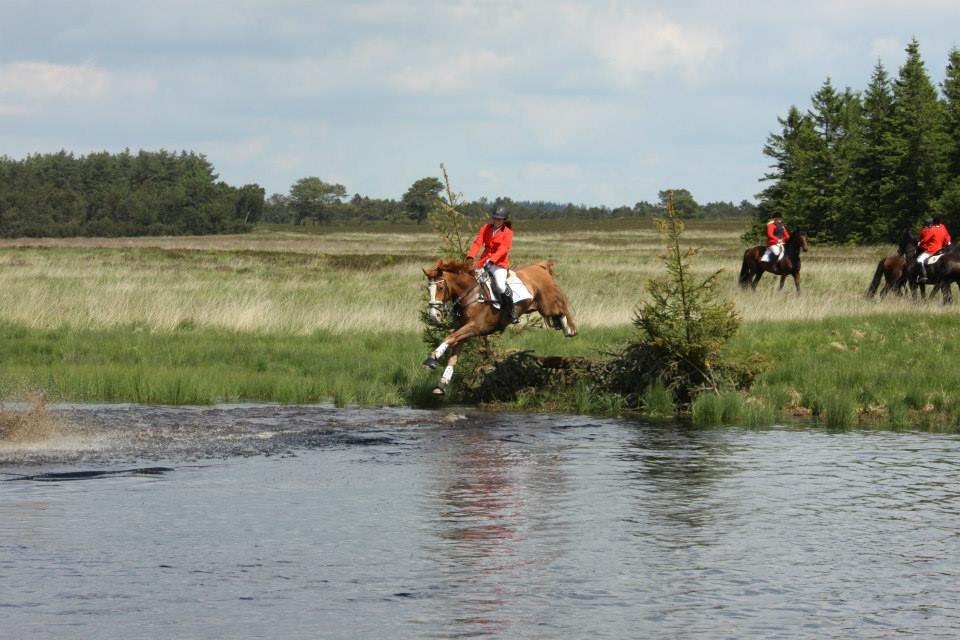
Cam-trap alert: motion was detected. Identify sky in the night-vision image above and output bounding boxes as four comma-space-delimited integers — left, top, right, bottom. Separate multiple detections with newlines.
1, 1, 959, 207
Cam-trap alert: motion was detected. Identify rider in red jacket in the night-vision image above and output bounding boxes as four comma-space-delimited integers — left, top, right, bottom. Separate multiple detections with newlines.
916, 216, 952, 282
761, 216, 790, 263
466, 206, 518, 323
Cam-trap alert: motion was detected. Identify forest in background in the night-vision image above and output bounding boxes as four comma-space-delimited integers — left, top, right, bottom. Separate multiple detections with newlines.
753, 39, 960, 243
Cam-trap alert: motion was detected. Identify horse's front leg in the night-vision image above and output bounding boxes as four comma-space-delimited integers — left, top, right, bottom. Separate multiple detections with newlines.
422, 323, 481, 369
793, 273, 801, 294
433, 344, 462, 395
778, 274, 786, 290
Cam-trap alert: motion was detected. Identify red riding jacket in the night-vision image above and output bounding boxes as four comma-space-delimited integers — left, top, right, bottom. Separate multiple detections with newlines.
466, 223, 513, 269
918, 223, 951, 254
766, 220, 790, 246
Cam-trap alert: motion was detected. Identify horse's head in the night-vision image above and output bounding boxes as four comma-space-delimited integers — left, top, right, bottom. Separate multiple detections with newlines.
796, 229, 809, 252
897, 228, 919, 257
423, 263, 448, 323
422, 259, 475, 322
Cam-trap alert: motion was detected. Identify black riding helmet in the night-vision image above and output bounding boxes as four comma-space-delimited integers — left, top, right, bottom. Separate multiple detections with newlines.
491, 206, 508, 220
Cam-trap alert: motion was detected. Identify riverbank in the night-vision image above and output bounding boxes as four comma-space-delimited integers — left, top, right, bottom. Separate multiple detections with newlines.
1, 222, 959, 429
1, 315, 959, 430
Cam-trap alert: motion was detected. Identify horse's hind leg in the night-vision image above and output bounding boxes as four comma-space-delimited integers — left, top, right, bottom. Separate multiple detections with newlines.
751, 272, 762, 290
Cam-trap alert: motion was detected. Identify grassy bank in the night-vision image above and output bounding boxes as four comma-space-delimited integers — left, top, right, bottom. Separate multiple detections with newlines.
0, 316, 959, 430
1, 221, 959, 429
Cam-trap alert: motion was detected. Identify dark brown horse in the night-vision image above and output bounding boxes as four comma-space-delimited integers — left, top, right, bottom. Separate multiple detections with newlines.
902, 240, 960, 304
865, 229, 920, 299
422, 259, 576, 394
738, 230, 809, 292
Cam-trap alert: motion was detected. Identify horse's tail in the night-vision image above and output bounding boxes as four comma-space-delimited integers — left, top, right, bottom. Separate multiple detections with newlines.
738, 253, 752, 289
527, 260, 556, 274
865, 259, 885, 299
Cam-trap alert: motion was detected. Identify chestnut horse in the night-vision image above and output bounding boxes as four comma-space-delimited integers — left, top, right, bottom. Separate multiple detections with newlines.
422, 259, 576, 394
738, 230, 809, 292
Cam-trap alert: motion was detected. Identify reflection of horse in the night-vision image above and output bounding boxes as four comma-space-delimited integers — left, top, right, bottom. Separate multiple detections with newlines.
866, 229, 920, 299
422, 259, 576, 394
738, 230, 809, 292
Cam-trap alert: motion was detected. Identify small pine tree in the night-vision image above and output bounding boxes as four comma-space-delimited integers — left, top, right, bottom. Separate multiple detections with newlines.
607, 193, 763, 409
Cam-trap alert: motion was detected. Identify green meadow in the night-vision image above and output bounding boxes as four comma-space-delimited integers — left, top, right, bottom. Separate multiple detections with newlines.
0, 219, 958, 429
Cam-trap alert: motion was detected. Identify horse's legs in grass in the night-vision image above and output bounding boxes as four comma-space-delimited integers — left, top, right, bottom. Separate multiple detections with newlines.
560, 315, 576, 337
778, 274, 786, 291
751, 272, 762, 290
793, 273, 801, 294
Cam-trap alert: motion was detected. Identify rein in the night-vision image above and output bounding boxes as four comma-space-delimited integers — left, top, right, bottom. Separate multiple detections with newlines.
429, 277, 484, 311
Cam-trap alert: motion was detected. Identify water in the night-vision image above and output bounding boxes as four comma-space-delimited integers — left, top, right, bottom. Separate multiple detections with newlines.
2, 405, 960, 639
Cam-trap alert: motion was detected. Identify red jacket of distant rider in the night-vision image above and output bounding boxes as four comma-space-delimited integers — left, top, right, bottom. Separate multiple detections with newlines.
466, 223, 513, 269
766, 220, 790, 246
918, 223, 951, 254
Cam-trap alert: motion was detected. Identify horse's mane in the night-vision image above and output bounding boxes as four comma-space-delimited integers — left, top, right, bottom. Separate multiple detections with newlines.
435, 259, 475, 274
784, 229, 806, 262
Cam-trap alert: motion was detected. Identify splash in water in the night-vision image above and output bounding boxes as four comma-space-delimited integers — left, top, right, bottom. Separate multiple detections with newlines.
0, 391, 61, 444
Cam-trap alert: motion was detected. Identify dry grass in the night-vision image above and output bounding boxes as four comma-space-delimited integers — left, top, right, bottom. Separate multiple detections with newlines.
0, 221, 953, 334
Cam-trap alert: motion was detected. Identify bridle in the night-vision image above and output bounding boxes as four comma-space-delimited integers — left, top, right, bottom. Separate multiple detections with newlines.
426, 273, 484, 317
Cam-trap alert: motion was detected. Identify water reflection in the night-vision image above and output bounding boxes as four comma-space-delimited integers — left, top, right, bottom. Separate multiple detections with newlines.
617, 425, 738, 535
424, 419, 572, 638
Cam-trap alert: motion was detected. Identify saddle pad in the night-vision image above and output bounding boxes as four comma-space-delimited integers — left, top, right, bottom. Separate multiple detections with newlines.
928, 253, 943, 265
506, 271, 533, 303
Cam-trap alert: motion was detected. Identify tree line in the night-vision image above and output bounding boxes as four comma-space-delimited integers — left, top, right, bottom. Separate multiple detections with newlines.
0, 150, 264, 237
753, 39, 960, 244
263, 177, 757, 225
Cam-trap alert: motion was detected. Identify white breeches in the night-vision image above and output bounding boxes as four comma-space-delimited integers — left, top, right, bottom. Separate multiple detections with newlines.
917, 252, 931, 264
761, 243, 783, 262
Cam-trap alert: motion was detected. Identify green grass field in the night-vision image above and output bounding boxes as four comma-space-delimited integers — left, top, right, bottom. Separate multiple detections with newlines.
0, 219, 957, 429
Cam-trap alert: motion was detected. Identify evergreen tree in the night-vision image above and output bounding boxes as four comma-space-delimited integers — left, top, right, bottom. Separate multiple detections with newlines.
937, 48, 960, 231
888, 39, 948, 234
753, 106, 819, 241
857, 61, 899, 241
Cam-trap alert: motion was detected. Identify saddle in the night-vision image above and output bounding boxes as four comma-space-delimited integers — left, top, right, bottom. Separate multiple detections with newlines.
474, 269, 532, 306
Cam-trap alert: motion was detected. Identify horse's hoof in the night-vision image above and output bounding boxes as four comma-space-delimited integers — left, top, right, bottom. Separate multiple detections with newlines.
432, 386, 445, 395
422, 356, 438, 370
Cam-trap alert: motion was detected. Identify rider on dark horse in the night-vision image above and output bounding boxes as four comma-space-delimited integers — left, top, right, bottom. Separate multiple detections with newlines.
916, 215, 952, 283
466, 205, 519, 324
760, 216, 791, 264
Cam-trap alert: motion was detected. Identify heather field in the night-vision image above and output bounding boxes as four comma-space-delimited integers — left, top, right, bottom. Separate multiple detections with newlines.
1, 218, 959, 428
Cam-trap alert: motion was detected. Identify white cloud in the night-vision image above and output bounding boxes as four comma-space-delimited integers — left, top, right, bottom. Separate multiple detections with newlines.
522, 162, 581, 181
557, 6, 726, 86
391, 49, 509, 93
0, 61, 158, 102
0, 62, 111, 99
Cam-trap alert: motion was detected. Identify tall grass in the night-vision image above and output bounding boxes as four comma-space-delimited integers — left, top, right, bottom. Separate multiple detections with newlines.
0, 221, 950, 335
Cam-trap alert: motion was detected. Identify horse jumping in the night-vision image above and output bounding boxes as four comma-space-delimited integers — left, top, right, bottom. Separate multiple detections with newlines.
422, 259, 576, 394
738, 230, 809, 292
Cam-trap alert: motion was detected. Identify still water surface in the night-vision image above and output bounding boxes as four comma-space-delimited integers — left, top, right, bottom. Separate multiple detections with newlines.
2, 405, 960, 639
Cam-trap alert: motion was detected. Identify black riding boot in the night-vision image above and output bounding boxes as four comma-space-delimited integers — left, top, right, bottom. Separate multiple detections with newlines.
919, 263, 928, 284
500, 288, 519, 324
